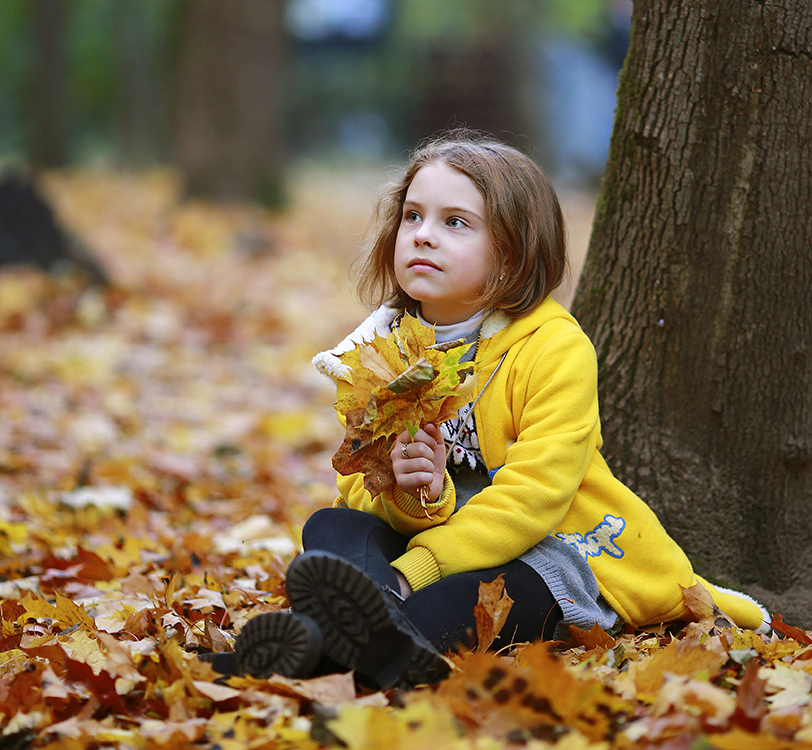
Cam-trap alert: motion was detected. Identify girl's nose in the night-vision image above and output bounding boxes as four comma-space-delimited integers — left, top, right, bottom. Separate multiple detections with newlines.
414, 221, 436, 247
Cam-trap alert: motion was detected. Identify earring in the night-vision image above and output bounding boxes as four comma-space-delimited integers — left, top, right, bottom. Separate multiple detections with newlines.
499, 273, 505, 281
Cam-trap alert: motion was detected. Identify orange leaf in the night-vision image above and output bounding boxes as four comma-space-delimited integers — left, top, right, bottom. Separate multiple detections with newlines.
770, 613, 812, 645
706, 728, 801, 750
569, 622, 616, 650
440, 644, 630, 741
473, 575, 514, 653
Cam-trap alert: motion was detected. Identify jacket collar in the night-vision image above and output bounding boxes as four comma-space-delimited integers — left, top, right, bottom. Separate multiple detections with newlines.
312, 306, 512, 383
312, 299, 576, 381
311, 305, 399, 381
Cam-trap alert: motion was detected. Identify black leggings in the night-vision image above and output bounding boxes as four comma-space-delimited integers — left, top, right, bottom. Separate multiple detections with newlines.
301, 507, 562, 653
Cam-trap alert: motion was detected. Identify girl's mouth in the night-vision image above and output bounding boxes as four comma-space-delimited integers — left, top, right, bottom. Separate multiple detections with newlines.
408, 257, 440, 271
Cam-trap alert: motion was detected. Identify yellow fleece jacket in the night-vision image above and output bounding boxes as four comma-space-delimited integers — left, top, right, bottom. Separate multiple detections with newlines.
313, 298, 766, 631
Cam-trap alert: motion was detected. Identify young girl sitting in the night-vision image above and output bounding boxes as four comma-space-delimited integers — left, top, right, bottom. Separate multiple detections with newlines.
205, 128, 769, 690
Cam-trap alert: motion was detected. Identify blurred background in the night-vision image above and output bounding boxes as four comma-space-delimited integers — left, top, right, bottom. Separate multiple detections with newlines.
0, 0, 629, 552
0, 0, 629, 191
0, 0, 631, 313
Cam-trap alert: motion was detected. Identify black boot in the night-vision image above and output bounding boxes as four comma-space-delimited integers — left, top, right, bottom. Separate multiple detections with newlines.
285, 551, 450, 690
200, 611, 324, 680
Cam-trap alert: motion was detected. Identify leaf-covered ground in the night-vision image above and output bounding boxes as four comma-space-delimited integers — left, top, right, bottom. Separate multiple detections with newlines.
1, 167, 811, 749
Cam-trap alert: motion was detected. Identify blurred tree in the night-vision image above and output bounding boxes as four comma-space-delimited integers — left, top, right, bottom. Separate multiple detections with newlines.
27, 0, 69, 167
172, 0, 287, 206
113, 2, 171, 167
0, 0, 173, 166
114, 3, 154, 165
394, 0, 540, 144
572, 0, 812, 623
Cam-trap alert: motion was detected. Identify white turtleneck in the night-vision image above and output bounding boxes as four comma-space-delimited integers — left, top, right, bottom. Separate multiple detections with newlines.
416, 308, 486, 343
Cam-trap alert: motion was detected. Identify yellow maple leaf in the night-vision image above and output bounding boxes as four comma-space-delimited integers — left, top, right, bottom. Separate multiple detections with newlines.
332, 313, 477, 497
22, 591, 97, 633
441, 644, 629, 742
617, 637, 726, 702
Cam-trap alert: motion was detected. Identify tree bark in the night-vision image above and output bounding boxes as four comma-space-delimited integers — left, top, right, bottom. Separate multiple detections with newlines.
172, 0, 287, 205
571, 0, 812, 622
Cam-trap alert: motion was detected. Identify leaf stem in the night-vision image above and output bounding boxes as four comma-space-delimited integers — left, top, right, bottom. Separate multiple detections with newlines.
418, 485, 431, 519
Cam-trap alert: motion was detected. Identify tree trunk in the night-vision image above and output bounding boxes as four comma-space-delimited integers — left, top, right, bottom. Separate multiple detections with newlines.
571, 0, 812, 624
172, 0, 287, 205
27, 0, 69, 168
114, 2, 163, 167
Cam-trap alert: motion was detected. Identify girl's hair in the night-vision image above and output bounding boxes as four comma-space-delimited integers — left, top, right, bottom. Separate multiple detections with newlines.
357, 128, 567, 318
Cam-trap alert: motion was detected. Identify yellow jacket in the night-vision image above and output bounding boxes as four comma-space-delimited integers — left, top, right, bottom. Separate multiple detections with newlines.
313, 298, 766, 631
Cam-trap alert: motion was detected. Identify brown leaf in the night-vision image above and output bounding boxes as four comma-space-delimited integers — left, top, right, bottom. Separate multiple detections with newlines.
39, 547, 114, 587
331, 409, 396, 496
682, 582, 735, 629
473, 574, 514, 653
734, 658, 767, 732
682, 582, 716, 621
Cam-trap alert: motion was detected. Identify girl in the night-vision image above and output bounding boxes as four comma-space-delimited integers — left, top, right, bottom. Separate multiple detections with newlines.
204, 128, 769, 690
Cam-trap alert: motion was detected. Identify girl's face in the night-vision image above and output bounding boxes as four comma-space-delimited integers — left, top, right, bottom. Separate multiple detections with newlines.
394, 161, 495, 325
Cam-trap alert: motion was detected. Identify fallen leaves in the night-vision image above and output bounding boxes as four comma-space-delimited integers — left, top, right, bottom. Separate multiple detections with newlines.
2, 167, 812, 748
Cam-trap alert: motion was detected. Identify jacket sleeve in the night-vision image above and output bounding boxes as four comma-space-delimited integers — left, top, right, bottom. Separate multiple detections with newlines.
392, 325, 601, 590
336, 469, 457, 535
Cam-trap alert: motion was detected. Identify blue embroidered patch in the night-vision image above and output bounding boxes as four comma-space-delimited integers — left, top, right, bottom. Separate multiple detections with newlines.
556, 514, 626, 560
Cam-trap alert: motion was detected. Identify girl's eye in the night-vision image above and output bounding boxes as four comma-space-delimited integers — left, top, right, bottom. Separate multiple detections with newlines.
447, 217, 467, 229
404, 210, 420, 222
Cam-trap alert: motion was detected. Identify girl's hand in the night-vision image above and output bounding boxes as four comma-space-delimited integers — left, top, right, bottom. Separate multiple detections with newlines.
391, 424, 446, 502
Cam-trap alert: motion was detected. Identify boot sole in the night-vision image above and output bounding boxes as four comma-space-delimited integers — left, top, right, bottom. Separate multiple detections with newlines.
234, 611, 323, 679
198, 650, 240, 675
286, 551, 449, 689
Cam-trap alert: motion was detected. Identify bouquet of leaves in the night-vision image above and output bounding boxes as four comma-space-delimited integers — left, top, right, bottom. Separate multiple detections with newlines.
332, 313, 477, 508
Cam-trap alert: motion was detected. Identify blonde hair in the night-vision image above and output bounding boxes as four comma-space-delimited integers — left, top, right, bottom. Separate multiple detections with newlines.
357, 128, 566, 318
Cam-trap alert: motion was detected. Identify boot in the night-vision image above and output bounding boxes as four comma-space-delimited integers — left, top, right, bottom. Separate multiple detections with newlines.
200, 610, 323, 680
285, 550, 450, 690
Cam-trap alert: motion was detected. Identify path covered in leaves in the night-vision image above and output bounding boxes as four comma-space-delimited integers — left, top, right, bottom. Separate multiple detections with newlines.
1, 168, 811, 749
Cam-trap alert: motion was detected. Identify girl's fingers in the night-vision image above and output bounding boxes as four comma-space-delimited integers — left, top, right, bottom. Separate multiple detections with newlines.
397, 426, 440, 451
394, 435, 428, 459
392, 426, 444, 502
404, 471, 435, 489
397, 452, 434, 475
423, 423, 442, 441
